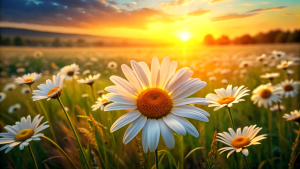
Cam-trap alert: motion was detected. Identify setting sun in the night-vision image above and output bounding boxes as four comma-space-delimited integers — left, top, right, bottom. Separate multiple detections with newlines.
178, 31, 191, 42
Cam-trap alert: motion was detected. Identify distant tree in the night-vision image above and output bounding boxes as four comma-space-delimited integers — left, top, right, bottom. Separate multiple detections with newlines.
77, 38, 86, 46
1, 37, 13, 46
275, 31, 289, 43
14, 36, 26, 46
287, 29, 300, 43
233, 34, 255, 44
65, 40, 73, 47
216, 35, 230, 45
203, 34, 215, 45
52, 38, 61, 47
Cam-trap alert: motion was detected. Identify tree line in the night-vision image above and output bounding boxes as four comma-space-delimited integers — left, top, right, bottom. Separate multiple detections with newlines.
203, 29, 300, 45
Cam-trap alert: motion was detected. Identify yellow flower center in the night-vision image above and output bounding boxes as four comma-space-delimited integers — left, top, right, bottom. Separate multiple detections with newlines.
15, 129, 34, 142
283, 84, 294, 92
101, 99, 109, 104
67, 70, 74, 76
218, 96, 235, 104
47, 87, 60, 96
137, 88, 172, 118
24, 78, 34, 83
8, 87, 13, 91
259, 88, 272, 99
231, 136, 251, 148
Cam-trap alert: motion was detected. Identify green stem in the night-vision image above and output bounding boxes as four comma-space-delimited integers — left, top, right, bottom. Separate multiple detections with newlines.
267, 107, 273, 167
90, 84, 96, 102
155, 149, 159, 169
227, 107, 236, 130
57, 97, 91, 169
42, 136, 78, 169
289, 126, 300, 169
29, 84, 41, 114
180, 135, 184, 169
30, 85, 57, 143
28, 144, 38, 169
243, 155, 250, 169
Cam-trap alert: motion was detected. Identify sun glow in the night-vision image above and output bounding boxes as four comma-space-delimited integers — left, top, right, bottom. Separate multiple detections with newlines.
178, 31, 191, 42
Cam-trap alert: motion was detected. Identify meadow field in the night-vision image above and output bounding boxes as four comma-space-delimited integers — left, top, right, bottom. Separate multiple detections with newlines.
0, 44, 299, 169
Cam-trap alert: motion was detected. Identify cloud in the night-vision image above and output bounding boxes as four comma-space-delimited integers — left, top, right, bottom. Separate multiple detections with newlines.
242, 3, 254, 6
1, 0, 178, 29
247, 6, 287, 13
161, 0, 195, 8
211, 13, 257, 22
211, 6, 287, 22
260, 2, 270, 5
210, 0, 232, 4
188, 9, 210, 16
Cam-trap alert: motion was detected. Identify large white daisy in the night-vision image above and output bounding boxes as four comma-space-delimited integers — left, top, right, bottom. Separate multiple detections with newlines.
77, 74, 100, 85
217, 125, 267, 158
251, 83, 282, 108
60, 63, 79, 80
15, 72, 42, 85
104, 57, 209, 152
206, 85, 249, 111
0, 115, 49, 153
283, 110, 300, 123
277, 80, 299, 98
32, 73, 64, 101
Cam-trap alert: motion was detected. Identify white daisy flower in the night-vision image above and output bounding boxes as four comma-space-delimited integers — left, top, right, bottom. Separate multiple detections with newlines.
16, 68, 25, 74
283, 110, 300, 123
107, 61, 118, 70
77, 74, 100, 85
256, 54, 266, 62
15, 72, 42, 85
272, 50, 285, 59
277, 80, 299, 98
0, 115, 49, 153
217, 125, 267, 158
209, 76, 217, 82
33, 51, 43, 58
32, 73, 64, 101
82, 94, 89, 98
206, 85, 249, 111
21, 87, 31, 94
83, 70, 91, 75
239, 61, 252, 68
92, 94, 110, 111
60, 63, 79, 80
287, 69, 294, 76
277, 61, 293, 70
105, 57, 209, 153
0, 92, 6, 102
4, 83, 16, 92
221, 79, 228, 85
8, 104, 21, 114
260, 73, 280, 81
251, 83, 282, 108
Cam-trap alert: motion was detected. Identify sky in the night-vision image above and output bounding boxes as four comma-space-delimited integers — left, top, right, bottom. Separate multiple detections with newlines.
1, 0, 300, 42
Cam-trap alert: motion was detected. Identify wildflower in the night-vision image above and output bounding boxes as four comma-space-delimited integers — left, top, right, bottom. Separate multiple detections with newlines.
92, 94, 109, 111
16, 68, 25, 74
217, 125, 267, 158
107, 61, 118, 70
4, 83, 16, 92
60, 63, 79, 80
21, 87, 31, 94
105, 57, 209, 152
251, 83, 282, 108
277, 80, 299, 98
0, 92, 7, 102
32, 73, 64, 101
0, 115, 48, 153
277, 61, 293, 70
77, 74, 100, 85
33, 51, 43, 58
283, 110, 300, 123
260, 73, 280, 81
221, 79, 228, 85
15, 73, 41, 85
270, 104, 285, 112
206, 85, 249, 111
8, 104, 21, 113
82, 94, 89, 98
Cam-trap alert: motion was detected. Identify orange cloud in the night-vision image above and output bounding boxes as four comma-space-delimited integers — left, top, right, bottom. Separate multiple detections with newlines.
247, 6, 287, 13
211, 13, 257, 22
188, 9, 210, 16
242, 3, 254, 6
210, 0, 232, 4
161, 0, 195, 8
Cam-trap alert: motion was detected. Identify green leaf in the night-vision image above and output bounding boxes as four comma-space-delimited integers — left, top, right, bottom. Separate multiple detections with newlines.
184, 147, 204, 160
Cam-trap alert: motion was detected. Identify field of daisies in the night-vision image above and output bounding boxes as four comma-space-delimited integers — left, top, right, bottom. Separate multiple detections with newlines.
0, 44, 299, 169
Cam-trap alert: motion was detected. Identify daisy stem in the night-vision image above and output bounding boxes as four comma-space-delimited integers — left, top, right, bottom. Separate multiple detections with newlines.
29, 85, 57, 143
90, 84, 96, 102
243, 155, 250, 169
42, 136, 78, 169
28, 84, 42, 114
267, 107, 273, 167
227, 107, 236, 130
57, 97, 91, 169
28, 144, 38, 169
155, 149, 159, 169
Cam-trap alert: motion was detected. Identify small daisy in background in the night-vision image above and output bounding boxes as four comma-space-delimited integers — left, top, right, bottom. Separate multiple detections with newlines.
270, 104, 285, 112
260, 73, 280, 83
97, 90, 104, 96
217, 125, 267, 158
277, 60, 293, 70
82, 94, 89, 98
8, 103, 21, 113
107, 61, 118, 70
256, 54, 267, 63
32, 73, 64, 101
0, 92, 6, 102
21, 87, 31, 94
239, 61, 252, 68
272, 50, 285, 59
33, 51, 43, 58
209, 76, 217, 82
92, 94, 110, 111
83, 69, 91, 75
206, 85, 249, 111
77, 74, 100, 85
60, 63, 79, 80
221, 79, 228, 85
16, 68, 25, 74
277, 80, 299, 98
4, 83, 16, 92
251, 83, 282, 108
15, 73, 42, 86
283, 110, 300, 123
